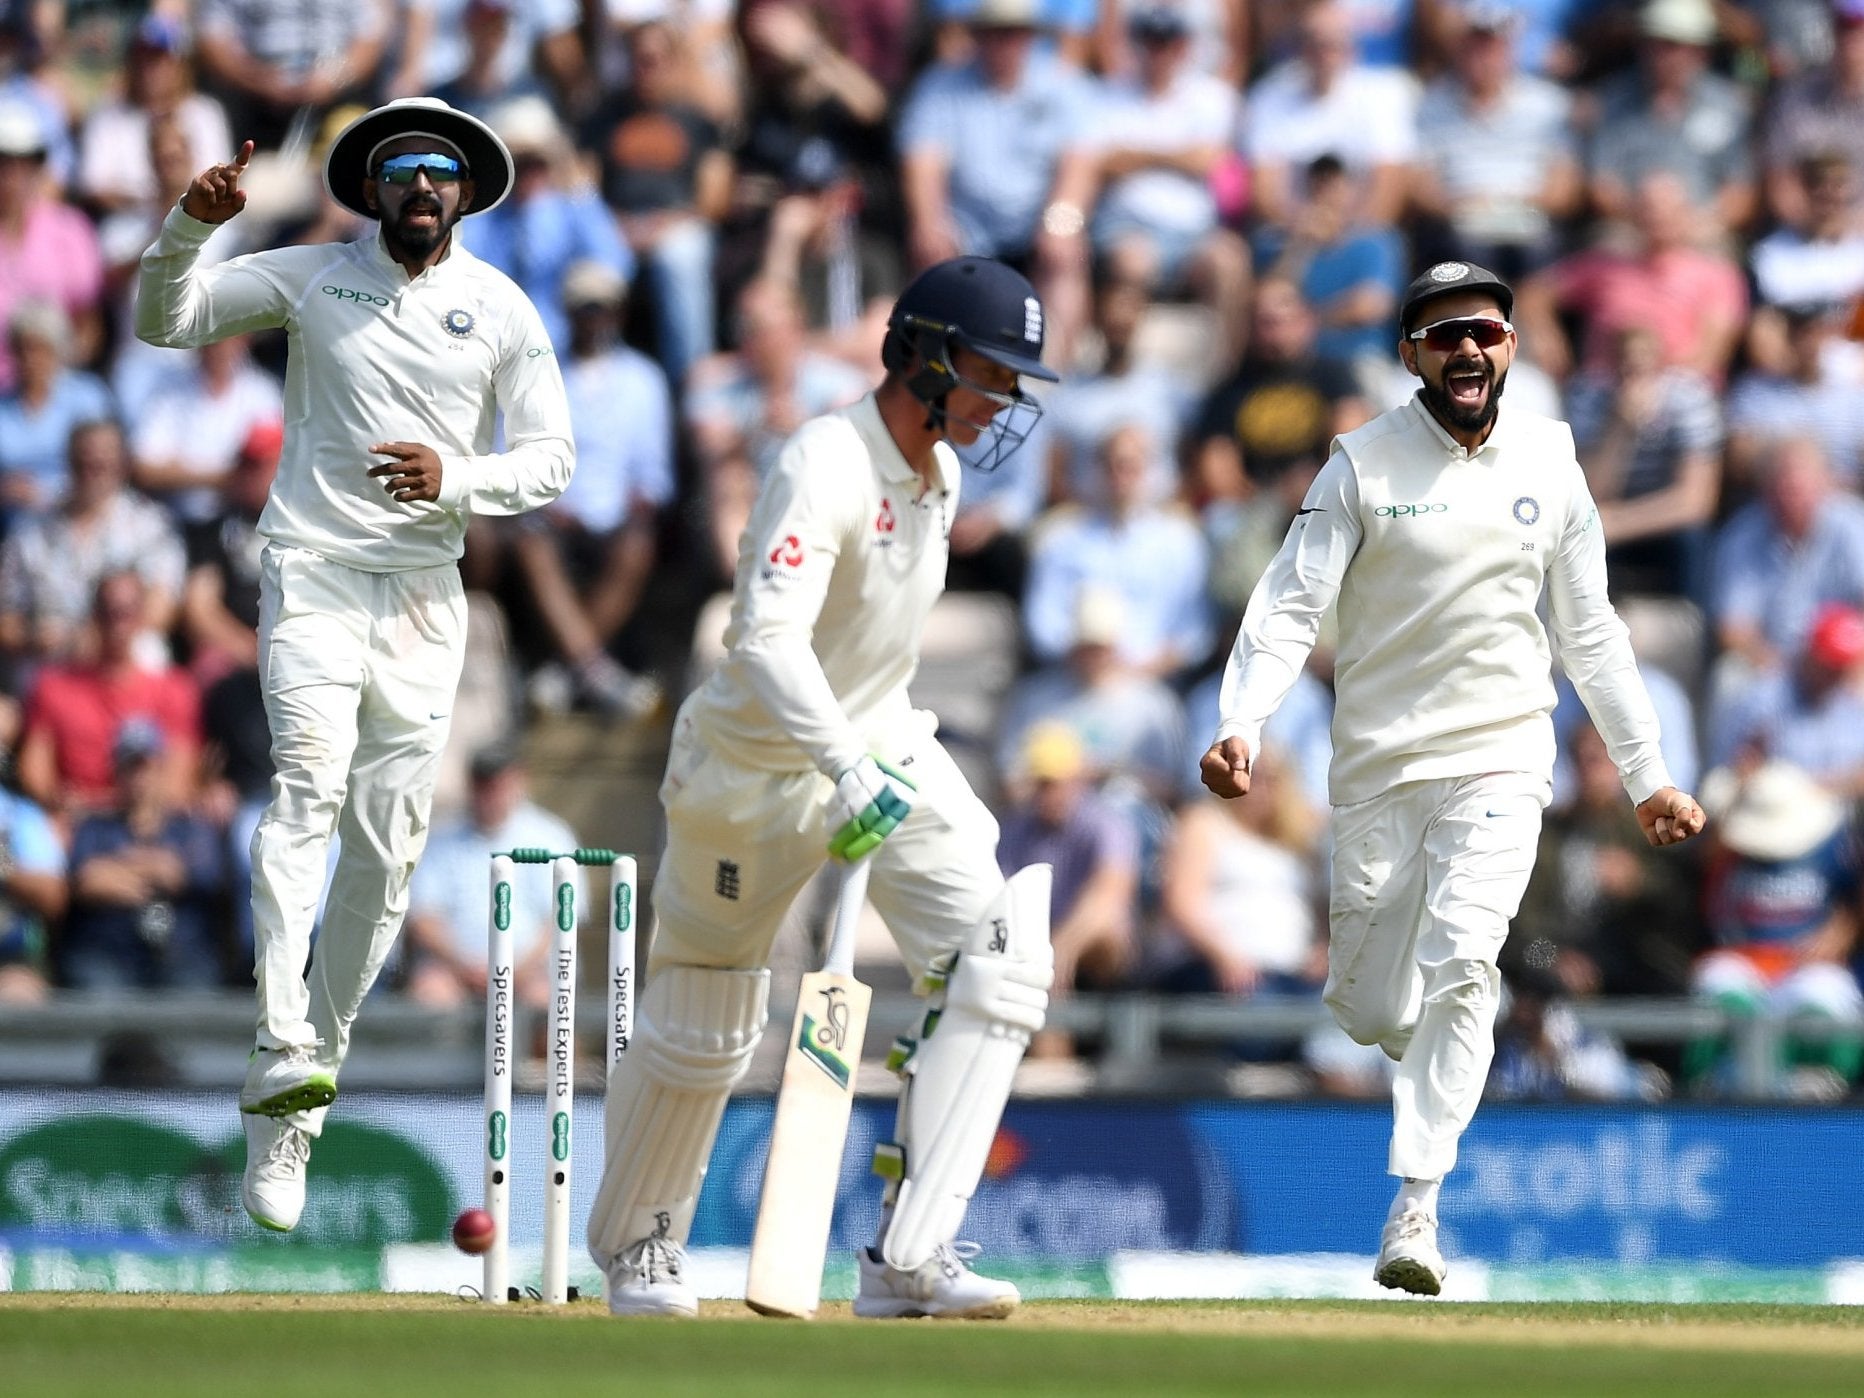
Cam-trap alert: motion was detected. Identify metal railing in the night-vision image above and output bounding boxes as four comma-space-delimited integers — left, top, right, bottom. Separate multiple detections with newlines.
2, 989, 1852, 1100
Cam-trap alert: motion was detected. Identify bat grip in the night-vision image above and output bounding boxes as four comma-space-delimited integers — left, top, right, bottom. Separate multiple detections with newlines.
822, 858, 870, 977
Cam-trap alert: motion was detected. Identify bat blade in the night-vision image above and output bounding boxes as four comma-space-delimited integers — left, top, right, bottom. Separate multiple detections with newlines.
744, 966, 871, 1318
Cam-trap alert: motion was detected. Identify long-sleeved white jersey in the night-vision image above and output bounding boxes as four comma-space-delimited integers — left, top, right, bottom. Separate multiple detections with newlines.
691, 394, 959, 778
1216, 394, 1673, 807
137, 204, 573, 572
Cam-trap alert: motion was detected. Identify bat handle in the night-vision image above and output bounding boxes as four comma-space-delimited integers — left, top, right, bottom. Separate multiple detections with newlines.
823, 857, 870, 978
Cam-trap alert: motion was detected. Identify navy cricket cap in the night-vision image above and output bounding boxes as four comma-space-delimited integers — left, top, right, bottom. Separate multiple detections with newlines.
1400, 260, 1514, 332
888, 257, 1060, 382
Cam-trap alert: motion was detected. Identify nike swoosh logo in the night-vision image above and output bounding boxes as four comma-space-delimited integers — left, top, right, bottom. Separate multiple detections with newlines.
1295, 507, 1325, 516
429, 711, 449, 721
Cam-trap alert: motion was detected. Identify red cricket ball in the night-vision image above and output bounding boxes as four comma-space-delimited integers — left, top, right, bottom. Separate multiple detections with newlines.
452, 1207, 497, 1255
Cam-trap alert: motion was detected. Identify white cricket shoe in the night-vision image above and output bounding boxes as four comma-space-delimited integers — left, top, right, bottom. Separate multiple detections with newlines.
1374, 1207, 1447, 1296
239, 1043, 337, 1118
604, 1232, 698, 1317
853, 1242, 1020, 1320
242, 1115, 312, 1232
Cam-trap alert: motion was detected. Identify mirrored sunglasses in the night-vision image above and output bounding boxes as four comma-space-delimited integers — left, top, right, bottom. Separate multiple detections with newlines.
1409, 316, 1513, 352
374, 153, 465, 185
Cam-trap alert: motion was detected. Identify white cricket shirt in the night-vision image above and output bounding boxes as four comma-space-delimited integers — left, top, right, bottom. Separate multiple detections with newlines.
136, 204, 573, 571
1216, 394, 1673, 807
693, 394, 959, 778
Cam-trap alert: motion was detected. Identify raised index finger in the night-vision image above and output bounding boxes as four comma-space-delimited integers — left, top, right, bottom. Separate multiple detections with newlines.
233, 140, 254, 171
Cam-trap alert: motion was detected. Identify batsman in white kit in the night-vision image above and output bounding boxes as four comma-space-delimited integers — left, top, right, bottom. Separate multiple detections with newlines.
586, 257, 1057, 1319
135, 99, 573, 1232
1201, 261, 1707, 1295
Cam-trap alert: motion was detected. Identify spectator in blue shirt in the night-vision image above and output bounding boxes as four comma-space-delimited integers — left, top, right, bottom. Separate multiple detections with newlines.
899, 0, 1100, 360
57, 720, 228, 991
1253, 154, 1405, 366
1711, 435, 1864, 678
0, 777, 67, 1003
462, 97, 633, 353
1710, 603, 1864, 794
1023, 422, 1212, 680
0, 300, 113, 520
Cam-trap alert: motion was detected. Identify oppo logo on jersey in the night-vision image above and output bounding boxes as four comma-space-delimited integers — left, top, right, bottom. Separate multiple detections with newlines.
322, 285, 390, 307
1374, 503, 1449, 518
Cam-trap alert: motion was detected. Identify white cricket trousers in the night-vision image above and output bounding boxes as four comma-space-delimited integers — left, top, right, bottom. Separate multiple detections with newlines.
648, 705, 1006, 978
250, 544, 467, 1096
1324, 773, 1546, 1181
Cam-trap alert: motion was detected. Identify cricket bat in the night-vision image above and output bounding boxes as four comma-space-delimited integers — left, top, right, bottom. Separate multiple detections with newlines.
744, 857, 874, 1318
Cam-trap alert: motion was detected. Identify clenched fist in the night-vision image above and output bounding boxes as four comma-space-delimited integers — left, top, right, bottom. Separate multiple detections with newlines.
1635, 787, 1707, 848
181, 141, 254, 224
1199, 737, 1254, 799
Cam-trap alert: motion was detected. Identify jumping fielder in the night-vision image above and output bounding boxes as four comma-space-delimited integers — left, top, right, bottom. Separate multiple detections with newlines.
587, 257, 1057, 1319
1200, 261, 1706, 1295
136, 99, 573, 1232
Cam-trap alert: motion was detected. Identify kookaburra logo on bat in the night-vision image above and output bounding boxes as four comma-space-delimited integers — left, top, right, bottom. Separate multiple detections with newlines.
815, 985, 851, 1051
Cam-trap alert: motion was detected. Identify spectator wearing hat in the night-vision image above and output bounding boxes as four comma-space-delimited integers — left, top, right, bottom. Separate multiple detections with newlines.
581, 19, 734, 388
1582, 0, 1755, 233
498, 258, 670, 719
1242, 0, 1420, 232
462, 97, 633, 353
401, 741, 584, 1008
180, 418, 281, 686
1726, 302, 1864, 491
57, 717, 229, 991
130, 334, 283, 525
1024, 422, 1212, 681
1711, 602, 1864, 794
685, 277, 869, 579
1689, 760, 1864, 1095
996, 721, 1140, 1002
0, 102, 103, 393
1710, 436, 1864, 679
898, 0, 1100, 363
0, 301, 114, 517
77, 16, 232, 216
1087, 6, 1249, 363
0, 421, 187, 668
1411, 2, 1582, 281
1763, 0, 1864, 228
995, 586, 1188, 805
1515, 171, 1747, 384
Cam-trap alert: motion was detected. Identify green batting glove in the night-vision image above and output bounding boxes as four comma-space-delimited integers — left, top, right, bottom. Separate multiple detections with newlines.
828, 756, 917, 862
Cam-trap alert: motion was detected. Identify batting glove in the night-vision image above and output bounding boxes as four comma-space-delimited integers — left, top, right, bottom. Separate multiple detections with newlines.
828, 756, 917, 862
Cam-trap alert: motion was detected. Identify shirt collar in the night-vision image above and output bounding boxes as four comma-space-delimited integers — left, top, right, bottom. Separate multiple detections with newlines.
367, 227, 461, 282
849, 393, 956, 495
1407, 391, 1512, 463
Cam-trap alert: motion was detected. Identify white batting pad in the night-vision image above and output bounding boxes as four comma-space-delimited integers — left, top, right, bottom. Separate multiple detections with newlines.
584, 965, 768, 1266
878, 865, 1053, 1270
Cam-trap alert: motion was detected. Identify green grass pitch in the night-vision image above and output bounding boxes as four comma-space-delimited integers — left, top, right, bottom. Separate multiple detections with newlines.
4, 1295, 1862, 1396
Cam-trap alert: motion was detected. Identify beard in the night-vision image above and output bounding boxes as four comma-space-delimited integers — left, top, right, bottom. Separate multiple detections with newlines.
385, 196, 456, 257
1421, 356, 1508, 435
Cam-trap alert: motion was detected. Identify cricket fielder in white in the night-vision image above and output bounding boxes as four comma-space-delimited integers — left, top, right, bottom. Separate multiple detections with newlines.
136, 99, 574, 1232
1200, 261, 1706, 1295
587, 257, 1057, 1319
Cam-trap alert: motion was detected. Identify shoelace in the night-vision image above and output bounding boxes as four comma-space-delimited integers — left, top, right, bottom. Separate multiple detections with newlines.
1385, 1209, 1436, 1244
263, 1126, 311, 1172
268, 1041, 325, 1070
622, 1234, 684, 1284
932, 1240, 982, 1279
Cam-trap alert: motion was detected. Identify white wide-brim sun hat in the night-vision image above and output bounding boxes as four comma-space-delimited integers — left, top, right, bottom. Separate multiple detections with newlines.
1701, 761, 1847, 864
322, 97, 514, 220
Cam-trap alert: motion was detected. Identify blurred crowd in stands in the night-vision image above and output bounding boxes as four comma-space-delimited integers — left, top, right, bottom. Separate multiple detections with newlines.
3, 0, 1864, 1100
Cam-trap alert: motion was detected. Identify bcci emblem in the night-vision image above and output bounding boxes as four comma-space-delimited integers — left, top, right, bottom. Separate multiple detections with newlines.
1513, 496, 1541, 525
1429, 261, 1469, 283
442, 308, 476, 338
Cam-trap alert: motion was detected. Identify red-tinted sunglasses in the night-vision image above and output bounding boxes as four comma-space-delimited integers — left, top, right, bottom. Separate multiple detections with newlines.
1408, 316, 1513, 352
